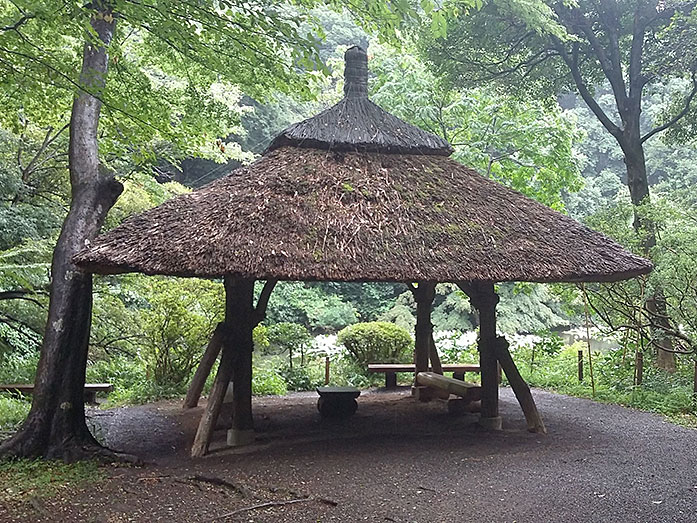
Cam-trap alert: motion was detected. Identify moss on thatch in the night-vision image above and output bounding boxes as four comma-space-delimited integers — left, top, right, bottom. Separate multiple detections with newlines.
75, 147, 651, 283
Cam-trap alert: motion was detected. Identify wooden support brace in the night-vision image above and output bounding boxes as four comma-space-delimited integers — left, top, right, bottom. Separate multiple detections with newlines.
183, 323, 225, 409
185, 279, 275, 412
429, 334, 443, 375
494, 336, 546, 434
191, 342, 236, 457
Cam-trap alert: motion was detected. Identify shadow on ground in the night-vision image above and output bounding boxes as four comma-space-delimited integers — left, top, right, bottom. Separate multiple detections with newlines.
3, 388, 696, 522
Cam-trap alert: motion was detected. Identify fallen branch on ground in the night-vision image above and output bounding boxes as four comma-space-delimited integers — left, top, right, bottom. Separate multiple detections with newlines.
209, 496, 337, 521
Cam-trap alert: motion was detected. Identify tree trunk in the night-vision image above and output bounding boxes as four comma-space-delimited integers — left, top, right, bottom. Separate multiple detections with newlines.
191, 278, 256, 455
622, 137, 676, 371
0, 5, 125, 461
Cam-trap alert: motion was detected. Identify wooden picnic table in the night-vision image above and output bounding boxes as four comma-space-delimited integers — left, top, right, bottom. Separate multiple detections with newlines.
367, 363, 481, 388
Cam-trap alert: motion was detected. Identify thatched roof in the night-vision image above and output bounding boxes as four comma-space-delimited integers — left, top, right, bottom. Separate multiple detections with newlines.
267, 46, 453, 156
75, 146, 651, 283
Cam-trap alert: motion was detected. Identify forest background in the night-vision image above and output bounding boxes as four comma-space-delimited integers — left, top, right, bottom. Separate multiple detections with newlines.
1, 3, 697, 438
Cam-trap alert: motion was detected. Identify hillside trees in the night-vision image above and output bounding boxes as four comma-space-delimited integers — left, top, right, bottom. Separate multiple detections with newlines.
425, 0, 697, 370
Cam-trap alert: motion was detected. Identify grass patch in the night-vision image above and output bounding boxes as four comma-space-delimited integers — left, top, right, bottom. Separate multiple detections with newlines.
0, 459, 104, 505
509, 343, 697, 425
0, 394, 30, 438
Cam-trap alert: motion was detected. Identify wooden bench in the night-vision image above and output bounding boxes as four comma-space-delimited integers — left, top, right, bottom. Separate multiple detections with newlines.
0, 383, 113, 404
368, 363, 481, 389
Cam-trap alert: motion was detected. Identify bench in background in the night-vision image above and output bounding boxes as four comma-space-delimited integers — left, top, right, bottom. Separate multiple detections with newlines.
0, 383, 113, 404
367, 363, 481, 389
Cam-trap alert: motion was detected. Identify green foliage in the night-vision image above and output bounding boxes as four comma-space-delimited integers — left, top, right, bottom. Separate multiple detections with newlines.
513, 341, 697, 420
0, 459, 103, 504
266, 322, 312, 357
104, 172, 189, 230
435, 331, 479, 365
252, 324, 270, 352
431, 284, 473, 331
0, 351, 38, 384
337, 321, 413, 366
280, 364, 322, 391
137, 277, 223, 387
370, 43, 582, 210
0, 394, 31, 434
86, 357, 145, 396
496, 283, 569, 334
252, 365, 288, 396
265, 282, 358, 333
0, 1, 332, 168
532, 331, 564, 357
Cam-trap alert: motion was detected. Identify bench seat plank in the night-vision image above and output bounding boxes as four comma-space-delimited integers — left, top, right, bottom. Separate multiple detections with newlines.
367, 364, 480, 372
0, 383, 113, 392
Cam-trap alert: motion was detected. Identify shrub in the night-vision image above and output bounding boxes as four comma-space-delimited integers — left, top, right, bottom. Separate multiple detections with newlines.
252, 367, 287, 396
86, 356, 145, 392
337, 321, 413, 367
137, 277, 223, 388
280, 364, 325, 391
87, 356, 184, 406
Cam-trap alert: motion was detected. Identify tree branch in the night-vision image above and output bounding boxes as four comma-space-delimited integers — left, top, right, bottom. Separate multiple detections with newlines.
552, 39, 622, 138
1, 13, 34, 32
253, 279, 277, 326
641, 70, 697, 143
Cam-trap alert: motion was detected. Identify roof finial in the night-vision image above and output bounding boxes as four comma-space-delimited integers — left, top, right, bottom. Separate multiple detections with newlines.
344, 46, 368, 99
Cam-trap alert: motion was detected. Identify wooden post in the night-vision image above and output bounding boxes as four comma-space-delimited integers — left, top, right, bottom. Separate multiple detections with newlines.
227, 277, 256, 447
458, 281, 500, 430
325, 355, 330, 385
411, 282, 437, 378
494, 336, 546, 434
635, 349, 644, 386
577, 349, 584, 382
190, 277, 257, 457
183, 323, 225, 408
693, 359, 697, 408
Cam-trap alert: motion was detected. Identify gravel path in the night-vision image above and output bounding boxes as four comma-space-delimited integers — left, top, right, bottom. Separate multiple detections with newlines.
3, 388, 696, 522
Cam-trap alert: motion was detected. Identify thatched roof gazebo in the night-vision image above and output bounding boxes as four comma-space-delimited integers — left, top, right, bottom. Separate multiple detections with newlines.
75, 46, 651, 457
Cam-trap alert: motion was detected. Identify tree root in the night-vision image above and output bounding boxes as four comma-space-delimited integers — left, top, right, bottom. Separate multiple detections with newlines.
1, 428, 141, 465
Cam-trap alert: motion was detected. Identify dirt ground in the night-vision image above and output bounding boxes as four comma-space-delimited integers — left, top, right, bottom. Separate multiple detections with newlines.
2, 387, 697, 522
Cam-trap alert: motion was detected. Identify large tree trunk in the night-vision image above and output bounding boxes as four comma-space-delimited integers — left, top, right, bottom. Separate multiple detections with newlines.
621, 136, 676, 371
0, 4, 125, 461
